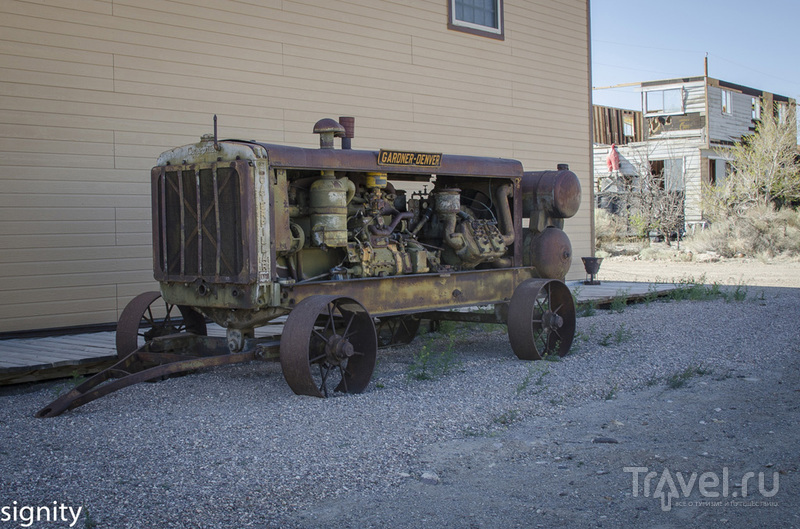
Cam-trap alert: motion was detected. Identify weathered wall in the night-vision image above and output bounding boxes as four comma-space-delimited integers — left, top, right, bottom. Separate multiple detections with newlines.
0, 0, 592, 332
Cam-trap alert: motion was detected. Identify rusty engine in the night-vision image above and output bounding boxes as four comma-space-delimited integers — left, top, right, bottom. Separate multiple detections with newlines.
38, 117, 581, 416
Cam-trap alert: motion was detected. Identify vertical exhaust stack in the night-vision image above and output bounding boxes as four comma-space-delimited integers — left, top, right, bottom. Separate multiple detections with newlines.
313, 118, 345, 149
339, 116, 355, 149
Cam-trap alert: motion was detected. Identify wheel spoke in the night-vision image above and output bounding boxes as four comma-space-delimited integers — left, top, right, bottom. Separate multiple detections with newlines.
341, 312, 356, 339
312, 329, 328, 344
327, 303, 337, 335
318, 363, 330, 397
144, 307, 156, 326
163, 304, 174, 325
309, 353, 326, 364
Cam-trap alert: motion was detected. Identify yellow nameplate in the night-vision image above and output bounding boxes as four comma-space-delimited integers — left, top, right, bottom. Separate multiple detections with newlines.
378, 150, 442, 167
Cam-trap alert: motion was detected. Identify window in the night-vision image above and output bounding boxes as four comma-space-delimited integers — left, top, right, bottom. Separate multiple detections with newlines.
623, 115, 635, 137
448, 0, 504, 39
751, 97, 761, 120
664, 158, 684, 192
649, 158, 684, 192
721, 90, 732, 115
709, 159, 728, 187
644, 89, 684, 115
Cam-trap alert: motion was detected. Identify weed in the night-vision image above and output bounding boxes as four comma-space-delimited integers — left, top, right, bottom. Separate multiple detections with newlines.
493, 409, 520, 426
84, 509, 97, 529
463, 426, 483, 437
730, 282, 748, 302
666, 364, 711, 389
644, 375, 660, 387
757, 290, 767, 305
614, 323, 633, 344
610, 289, 628, 313
51, 370, 85, 398
598, 324, 632, 347
569, 330, 588, 355
604, 384, 618, 400
515, 363, 549, 396
577, 300, 597, 317
406, 337, 460, 381
666, 276, 749, 304
571, 285, 582, 304
644, 284, 660, 306
515, 364, 535, 395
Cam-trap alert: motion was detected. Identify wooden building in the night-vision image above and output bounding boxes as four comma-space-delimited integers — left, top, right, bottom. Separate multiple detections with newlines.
0, 0, 594, 333
593, 76, 796, 228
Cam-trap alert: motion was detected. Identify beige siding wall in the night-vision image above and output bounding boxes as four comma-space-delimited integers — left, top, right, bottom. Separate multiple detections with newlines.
0, 0, 592, 332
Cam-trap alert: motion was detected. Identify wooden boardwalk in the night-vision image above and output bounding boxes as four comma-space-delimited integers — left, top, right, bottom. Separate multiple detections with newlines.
0, 281, 678, 385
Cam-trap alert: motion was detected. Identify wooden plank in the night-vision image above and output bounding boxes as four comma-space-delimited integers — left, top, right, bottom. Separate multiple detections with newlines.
0, 360, 116, 385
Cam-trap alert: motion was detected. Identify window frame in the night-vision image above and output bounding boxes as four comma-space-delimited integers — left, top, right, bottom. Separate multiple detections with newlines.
751, 97, 761, 121
721, 89, 733, 115
448, 0, 505, 40
644, 88, 685, 116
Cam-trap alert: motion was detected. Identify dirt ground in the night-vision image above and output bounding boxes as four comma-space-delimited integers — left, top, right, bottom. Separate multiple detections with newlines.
596, 255, 800, 289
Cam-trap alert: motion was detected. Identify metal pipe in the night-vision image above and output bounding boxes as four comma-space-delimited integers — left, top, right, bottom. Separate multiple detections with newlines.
369, 211, 414, 236
495, 183, 515, 247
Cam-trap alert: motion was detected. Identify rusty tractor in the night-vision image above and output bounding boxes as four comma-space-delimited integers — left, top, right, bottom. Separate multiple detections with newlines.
37, 117, 581, 417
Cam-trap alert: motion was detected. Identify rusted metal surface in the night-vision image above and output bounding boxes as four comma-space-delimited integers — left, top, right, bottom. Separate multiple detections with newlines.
524, 226, 574, 280
279, 296, 376, 397
115, 292, 207, 359
521, 169, 582, 220
281, 267, 539, 318
151, 160, 258, 286
507, 279, 575, 360
252, 142, 524, 178
36, 335, 279, 418
37, 117, 586, 414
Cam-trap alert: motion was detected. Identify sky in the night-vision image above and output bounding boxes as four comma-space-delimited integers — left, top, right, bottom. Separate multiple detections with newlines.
590, 0, 799, 116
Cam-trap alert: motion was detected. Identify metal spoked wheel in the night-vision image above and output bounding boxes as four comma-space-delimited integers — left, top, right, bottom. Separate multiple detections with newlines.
376, 315, 421, 347
280, 295, 377, 397
115, 292, 207, 359
507, 279, 575, 360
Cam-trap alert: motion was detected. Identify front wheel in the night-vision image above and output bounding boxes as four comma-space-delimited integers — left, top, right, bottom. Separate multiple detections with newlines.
115, 292, 207, 359
280, 296, 377, 397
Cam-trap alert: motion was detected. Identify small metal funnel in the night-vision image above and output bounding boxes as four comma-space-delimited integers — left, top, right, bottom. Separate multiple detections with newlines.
581, 257, 603, 285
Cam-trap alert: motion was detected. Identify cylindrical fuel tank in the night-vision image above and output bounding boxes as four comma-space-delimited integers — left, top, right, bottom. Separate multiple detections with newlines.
310, 173, 351, 247
524, 226, 573, 280
521, 169, 581, 219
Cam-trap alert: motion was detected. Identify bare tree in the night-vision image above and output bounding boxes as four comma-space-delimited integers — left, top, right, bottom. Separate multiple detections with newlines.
596, 141, 686, 247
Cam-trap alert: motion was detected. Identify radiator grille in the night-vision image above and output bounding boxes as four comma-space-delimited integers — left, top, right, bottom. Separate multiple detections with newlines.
154, 163, 251, 283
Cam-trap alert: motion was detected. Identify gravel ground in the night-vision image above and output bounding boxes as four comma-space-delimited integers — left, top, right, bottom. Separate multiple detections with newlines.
1, 261, 798, 528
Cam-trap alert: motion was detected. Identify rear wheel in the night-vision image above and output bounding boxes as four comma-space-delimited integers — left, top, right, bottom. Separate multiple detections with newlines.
376, 315, 421, 347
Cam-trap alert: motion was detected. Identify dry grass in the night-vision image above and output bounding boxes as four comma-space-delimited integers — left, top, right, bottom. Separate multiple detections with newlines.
685, 205, 800, 259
